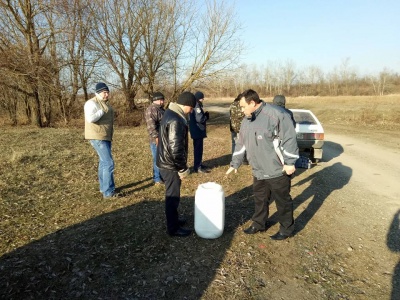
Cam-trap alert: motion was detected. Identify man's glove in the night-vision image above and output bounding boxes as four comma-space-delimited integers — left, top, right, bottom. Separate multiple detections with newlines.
204, 111, 210, 120
178, 168, 190, 179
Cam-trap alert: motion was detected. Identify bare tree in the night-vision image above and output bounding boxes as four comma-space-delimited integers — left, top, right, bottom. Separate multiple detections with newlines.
262, 62, 278, 97
0, 0, 56, 127
339, 57, 356, 95
228, 64, 248, 96
369, 68, 391, 96
88, 0, 242, 106
280, 60, 297, 94
0, 84, 19, 125
55, 0, 99, 123
170, 0, 243, 99
89, 0, 145, 110
300, 65, 324, 96
136, 0, 181, 97
326, 67, 340, 96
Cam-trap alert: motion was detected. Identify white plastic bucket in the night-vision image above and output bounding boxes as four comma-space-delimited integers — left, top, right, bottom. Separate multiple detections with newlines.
194, 182, 225, 239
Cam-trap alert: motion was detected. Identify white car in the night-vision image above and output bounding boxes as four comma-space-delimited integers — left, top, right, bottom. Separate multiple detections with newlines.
290, 109, 324, 162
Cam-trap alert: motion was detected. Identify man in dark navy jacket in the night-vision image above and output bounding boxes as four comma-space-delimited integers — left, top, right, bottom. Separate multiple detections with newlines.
189, 91, 210, 173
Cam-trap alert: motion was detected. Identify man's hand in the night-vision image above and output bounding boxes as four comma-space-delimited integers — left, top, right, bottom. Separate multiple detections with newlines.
178, 168, 190, 179
155, 137, 159, 146
282, 165, 296, 175
226, 167, 237, 175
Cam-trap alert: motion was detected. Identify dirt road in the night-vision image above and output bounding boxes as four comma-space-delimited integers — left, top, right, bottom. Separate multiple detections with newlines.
322, 132, 399, 204
289, 129, 399, 299
208, 103, 399, 298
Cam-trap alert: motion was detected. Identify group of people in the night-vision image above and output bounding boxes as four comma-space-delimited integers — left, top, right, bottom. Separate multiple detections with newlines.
145, 90, 211, 186
84, 84, 210, 236
84, 83, 299, 240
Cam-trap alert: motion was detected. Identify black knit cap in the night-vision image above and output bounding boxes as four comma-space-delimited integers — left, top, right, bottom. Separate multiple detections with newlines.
194, 91, 204, 101
273, 95, 286, 107
152, 92, 165, 101
95, 82, 109, 93
177, 92, 196, 108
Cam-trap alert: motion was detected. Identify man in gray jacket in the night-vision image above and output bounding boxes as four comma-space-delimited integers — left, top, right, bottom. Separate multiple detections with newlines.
226, 89, 299, 240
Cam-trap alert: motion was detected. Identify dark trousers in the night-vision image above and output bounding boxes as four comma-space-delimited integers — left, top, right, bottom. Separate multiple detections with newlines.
252, 175, 294, 235
192, 138, 204, 171
159, 169, 182, 234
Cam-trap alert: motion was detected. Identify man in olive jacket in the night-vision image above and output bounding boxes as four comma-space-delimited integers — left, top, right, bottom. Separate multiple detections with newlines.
157, 92, 196, 237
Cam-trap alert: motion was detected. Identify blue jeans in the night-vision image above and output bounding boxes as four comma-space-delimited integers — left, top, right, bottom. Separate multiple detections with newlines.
150, 142, 162, 183
90, 140, 115, 197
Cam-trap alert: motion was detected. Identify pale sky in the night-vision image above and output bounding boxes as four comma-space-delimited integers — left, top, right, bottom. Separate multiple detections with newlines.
235, 0, 400, 75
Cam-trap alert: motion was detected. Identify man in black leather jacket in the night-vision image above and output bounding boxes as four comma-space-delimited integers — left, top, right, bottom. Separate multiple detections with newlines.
156, 92, 196, 237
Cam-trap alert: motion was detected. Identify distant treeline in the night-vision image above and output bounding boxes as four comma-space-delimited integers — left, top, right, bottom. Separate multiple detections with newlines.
1, 65, 399, 127
0, 1, 398, 127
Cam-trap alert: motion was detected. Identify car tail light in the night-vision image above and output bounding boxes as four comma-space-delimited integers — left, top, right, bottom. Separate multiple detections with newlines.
302, 133, 324, 140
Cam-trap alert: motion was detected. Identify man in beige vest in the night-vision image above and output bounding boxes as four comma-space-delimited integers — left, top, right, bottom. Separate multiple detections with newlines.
84, 82, 117, 199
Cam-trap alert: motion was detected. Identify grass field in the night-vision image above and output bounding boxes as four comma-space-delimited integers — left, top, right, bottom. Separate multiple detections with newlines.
0, 95, 399, 299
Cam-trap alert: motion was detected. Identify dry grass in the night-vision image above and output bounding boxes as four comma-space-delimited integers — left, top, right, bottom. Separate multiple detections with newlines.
0, 124, 258, 299
0, 95, 398, 299
209, 94, 400, 128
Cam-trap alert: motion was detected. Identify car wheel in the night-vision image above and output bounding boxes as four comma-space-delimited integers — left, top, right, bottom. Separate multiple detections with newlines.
310, 149, 321, 164
309, 149, 315, 162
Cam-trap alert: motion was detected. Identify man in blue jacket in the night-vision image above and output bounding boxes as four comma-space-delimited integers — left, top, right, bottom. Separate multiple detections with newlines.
226, 89, 299, 240
189, 91, 210, 173
145, 92, 165, 185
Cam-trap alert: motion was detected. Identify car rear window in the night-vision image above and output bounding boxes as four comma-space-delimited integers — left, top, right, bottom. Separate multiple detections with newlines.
292, 111, 317, 125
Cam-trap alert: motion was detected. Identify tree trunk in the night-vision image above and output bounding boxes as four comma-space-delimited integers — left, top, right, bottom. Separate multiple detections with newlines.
31, 91, 43, 127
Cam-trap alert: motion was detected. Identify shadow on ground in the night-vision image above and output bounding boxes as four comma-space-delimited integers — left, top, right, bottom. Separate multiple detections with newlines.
292, 162, 352, 234
321, 141, 344, 162
0, 185, 253, 299
266, 141, 349, 234
202, 154, 232, 170
387, 210, 400, 300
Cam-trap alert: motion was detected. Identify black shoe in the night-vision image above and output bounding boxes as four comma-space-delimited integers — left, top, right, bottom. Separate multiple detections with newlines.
270, 232, 292, 241
168, 227, 192, 237
178, 217, 187, 226
198, 166, 210, 173
243, 225, 265, 234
